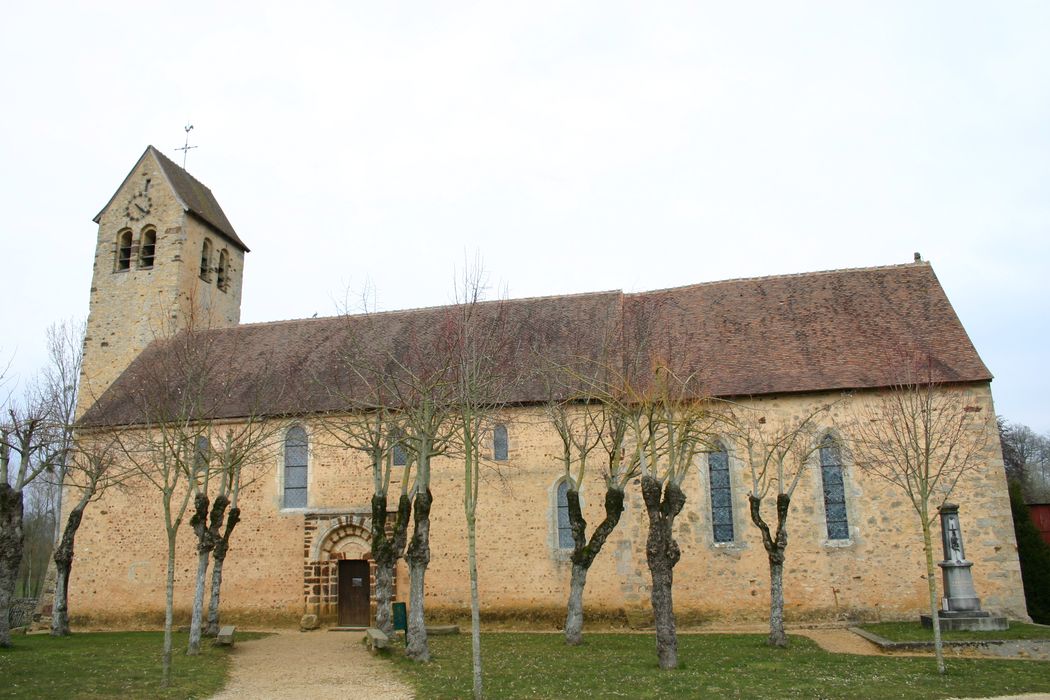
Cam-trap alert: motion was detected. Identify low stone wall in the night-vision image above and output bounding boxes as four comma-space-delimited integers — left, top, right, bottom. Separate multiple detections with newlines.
8, 598, 38, 629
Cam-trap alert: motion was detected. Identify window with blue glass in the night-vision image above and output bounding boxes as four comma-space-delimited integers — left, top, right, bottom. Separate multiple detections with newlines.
556, 479, 573, 549
493, 424, 509, 461
284, 426, 308, 508
819, 435, 849, 540
392, 429, 407, 467
708, 443, 734, 543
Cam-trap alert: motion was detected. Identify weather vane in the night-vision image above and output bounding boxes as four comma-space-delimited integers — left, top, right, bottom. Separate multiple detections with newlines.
175, 123, 198, 169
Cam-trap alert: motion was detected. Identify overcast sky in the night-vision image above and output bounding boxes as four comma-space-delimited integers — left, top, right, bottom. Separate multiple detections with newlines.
1, 2, 1047, 432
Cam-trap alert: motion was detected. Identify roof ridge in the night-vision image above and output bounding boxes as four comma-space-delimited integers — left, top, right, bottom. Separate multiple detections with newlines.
230, 288, 624, 330
148, 145, 218, 199
631, 260, 930, 296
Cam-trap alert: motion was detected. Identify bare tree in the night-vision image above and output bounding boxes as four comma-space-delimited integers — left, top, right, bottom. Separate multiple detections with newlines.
1, 379, 68, 646
41, 320, 85, 546
726, 402, 832, 647
397, 366, 454, 662
186, 415, 285, 654
999, 418, 1050, 499
447, 266, 523, 699
546, 388, 635, 645
203, 419, 287, 638
848, 358, 989, 674
326, 298, 456, 659
49, 434, 130, 636
323, 400, 413, 636
630, 365, 720, 670
112, 320, 224, 684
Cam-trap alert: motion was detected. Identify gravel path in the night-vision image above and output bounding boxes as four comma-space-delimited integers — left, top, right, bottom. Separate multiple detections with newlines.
208, 630, 414, 700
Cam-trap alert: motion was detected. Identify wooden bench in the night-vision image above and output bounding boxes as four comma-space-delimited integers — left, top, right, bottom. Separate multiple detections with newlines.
364, 627, 389, 653
214, 625, 237, 646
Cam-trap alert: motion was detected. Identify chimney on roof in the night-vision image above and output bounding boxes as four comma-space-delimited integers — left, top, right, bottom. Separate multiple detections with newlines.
914, 252, 922, 262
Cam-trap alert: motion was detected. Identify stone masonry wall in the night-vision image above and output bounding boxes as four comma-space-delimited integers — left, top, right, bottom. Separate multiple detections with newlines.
67, 382, 1026, 627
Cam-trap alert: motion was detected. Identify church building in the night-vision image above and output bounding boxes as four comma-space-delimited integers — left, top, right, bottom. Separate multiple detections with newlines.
69, 146, 1026, 628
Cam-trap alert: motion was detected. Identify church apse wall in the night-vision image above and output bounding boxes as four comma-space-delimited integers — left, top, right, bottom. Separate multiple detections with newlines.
66, 384, 1026, 628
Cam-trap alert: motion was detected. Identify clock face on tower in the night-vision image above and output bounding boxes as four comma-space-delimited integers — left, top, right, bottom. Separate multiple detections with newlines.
125, 191, 153, 221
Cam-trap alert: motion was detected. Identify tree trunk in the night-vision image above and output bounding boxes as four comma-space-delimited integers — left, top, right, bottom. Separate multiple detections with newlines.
51, 501, 87, 637
405, 488, 432, 662
922, 520, 946, 674
749, 493, 791, 647
768, 557, 787, 647
564, 563, 588, 646
205, 506, 240, 637
467, 508, 483, 700
372, 494, 412, 637
641, 476, 686, 670
564, 487, 625, 645
0, 485, 25, 648
187, 494, 212, 655
162, 532, 177, 687
187, 550, 210, 655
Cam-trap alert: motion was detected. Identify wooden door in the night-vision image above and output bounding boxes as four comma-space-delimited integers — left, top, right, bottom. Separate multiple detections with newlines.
338, 559, 370, 627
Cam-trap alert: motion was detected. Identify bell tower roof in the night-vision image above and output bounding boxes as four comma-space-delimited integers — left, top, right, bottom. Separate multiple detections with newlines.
93, 145, 249, 252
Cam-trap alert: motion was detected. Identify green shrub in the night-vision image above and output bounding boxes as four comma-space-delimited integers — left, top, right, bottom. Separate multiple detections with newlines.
1009, 480, 1050, 624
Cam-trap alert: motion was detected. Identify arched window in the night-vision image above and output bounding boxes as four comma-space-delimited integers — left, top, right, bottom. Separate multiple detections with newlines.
199, 238, 212, 281
493, 424, 509, 461
216, 249, 229, 291
139, 228, 156, 269
116, 230, 133, 271
556, 479, 573, 549
193, 436, 210, 475
391, 428, 407, 467
284, 426, 308, 508
707, 442, 734, 543
819, 435, 849, 540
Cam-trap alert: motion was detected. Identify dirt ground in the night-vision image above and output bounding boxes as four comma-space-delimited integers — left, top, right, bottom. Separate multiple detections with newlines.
207, 630, 413, 700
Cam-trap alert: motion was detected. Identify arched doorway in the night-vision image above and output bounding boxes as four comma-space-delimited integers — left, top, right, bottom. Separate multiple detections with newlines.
305, 517, 376, 625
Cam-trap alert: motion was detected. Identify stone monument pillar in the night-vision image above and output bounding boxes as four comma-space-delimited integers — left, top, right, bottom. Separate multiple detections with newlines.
938, 503, 981, 612
920, 503, 1007, 631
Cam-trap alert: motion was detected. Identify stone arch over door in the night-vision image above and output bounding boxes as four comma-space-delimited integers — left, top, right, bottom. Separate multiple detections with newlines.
303, 513, 396, 625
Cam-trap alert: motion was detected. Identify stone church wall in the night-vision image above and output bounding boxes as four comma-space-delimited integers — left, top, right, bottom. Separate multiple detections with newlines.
66, 382, 1026, 628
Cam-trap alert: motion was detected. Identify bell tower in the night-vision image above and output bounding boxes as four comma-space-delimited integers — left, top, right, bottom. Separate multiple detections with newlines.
78, 146, 249, 417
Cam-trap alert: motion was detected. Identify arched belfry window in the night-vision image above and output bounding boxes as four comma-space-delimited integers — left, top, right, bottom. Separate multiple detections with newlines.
116, 230, 133, 271
492, 424, 509, 461
199, 238, 213, 281
139, 228, 156, 269
707, 442, 734, 543
819, 435, 849, 540
556, 479, 573, 549
216, 249, 229, 291
284, 426, 308, 508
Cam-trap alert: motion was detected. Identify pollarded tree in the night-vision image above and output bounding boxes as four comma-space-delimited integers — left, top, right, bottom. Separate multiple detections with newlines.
726, 402, 833, 647
323, 404, 413, 637
631, 366, 721, 670
848, 357, 989, 675
187, 414, 286, 653
547, 393, 635, 646
328, 299, 457, 661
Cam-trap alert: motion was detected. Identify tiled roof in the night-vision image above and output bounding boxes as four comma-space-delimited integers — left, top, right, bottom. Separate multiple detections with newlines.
79, 262, 991, 427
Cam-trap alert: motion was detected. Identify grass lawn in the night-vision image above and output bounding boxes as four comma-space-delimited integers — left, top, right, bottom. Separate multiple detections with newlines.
388, 632, 1050, 699
860, 621, 1050, 642
0, 630, 265, 699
